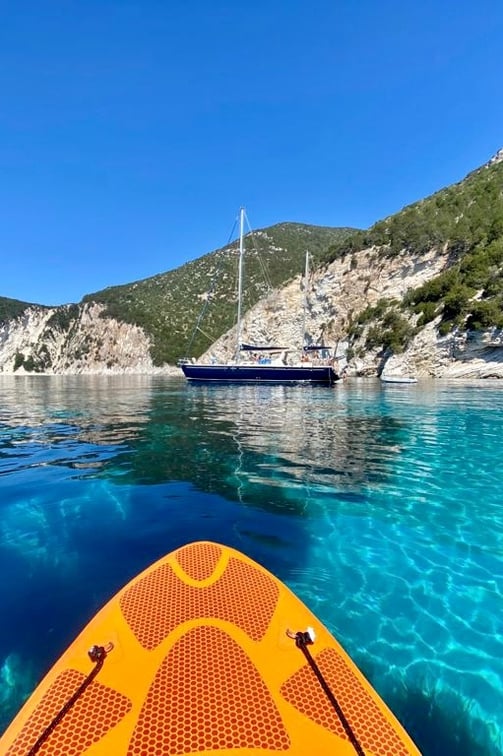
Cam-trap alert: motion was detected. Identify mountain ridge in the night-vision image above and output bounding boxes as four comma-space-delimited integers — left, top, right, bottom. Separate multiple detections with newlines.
2, 149, 503, 377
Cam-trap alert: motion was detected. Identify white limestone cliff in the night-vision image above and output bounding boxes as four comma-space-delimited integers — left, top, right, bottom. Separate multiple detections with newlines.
2, 243, 503, 378
0, 303, 175, 375
204, 245, 503, 379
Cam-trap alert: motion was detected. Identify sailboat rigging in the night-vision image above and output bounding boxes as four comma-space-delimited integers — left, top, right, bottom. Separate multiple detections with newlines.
180, 208, 340, 385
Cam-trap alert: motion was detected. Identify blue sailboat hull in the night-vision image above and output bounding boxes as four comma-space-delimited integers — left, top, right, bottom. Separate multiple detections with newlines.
180, 363, 339, 385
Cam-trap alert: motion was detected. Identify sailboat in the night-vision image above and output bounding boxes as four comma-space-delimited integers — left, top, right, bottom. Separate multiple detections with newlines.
180, 209, 340, 385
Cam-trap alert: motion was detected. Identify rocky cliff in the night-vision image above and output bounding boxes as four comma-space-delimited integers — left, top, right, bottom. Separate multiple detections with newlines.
2, 245, 503, 378
2, 242, 503, 377
2, 147, 503, 378
0, 303, 171, 374
205, 245, 503, 379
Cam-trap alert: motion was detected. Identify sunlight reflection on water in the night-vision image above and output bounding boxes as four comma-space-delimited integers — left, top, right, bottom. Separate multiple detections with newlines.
0, 375, 502, 754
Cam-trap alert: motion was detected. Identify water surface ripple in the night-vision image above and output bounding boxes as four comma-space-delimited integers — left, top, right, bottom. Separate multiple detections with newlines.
0, 375, 502, 754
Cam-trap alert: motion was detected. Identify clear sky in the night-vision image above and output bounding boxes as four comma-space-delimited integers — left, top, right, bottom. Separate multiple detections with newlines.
1, 0, 503, 305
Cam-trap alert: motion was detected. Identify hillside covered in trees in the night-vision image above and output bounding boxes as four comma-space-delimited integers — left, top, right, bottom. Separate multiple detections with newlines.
2, 150, 503, 374
0, 296, 43, 323
82, 222, 355, 365
324, 153, 503, 354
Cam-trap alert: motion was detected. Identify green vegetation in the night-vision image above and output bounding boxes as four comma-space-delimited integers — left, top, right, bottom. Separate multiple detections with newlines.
46, 304, 80, 331
402, 235, 503, 334
13, 352, 24, 371
5, 156, 503, 367
82, 222, 356, 365
332, 159, 503, 341
12, 348, 50, 373
0, 296, 38, 325
349, 299, 415, 355
326, 160, 503, 263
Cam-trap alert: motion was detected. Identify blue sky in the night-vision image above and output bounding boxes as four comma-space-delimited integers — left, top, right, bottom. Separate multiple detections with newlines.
1, 0, 503, 305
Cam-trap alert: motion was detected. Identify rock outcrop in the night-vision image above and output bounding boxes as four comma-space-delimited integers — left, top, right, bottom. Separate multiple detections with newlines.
0, 303, 175, 374
1, 240, 503, 379
203, 245, 503, 379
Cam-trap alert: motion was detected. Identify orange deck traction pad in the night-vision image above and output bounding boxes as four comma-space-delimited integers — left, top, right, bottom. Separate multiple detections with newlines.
2, 541, 421, 756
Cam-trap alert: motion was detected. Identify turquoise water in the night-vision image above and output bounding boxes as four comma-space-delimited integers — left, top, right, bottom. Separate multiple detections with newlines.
0, 375, 502, 754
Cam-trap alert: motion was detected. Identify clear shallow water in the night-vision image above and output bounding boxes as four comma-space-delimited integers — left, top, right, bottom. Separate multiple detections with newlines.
0, 375, 502, 754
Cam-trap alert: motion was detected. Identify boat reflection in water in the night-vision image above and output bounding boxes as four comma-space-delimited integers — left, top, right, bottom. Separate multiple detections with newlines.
183, 381, 408, 510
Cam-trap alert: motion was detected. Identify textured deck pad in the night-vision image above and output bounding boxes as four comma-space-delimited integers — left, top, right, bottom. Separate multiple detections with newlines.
128, 625, 290, 755
120, 552, 280, 648
6, 669, 131, 756
281, 648, 411, 756
0, 541, 421, 755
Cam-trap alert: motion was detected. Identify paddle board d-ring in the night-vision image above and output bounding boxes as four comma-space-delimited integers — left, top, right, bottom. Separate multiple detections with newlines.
286, 626, 316, 645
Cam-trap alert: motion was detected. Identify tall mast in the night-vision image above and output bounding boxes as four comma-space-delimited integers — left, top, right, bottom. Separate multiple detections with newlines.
301, 250, 309, 350
236, 207, 245, 360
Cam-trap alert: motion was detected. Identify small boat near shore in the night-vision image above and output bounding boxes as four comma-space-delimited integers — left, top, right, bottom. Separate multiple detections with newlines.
380, 375, 418, 384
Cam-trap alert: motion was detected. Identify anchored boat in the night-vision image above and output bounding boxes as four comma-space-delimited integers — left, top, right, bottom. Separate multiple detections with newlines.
180, 209, 340, 385
380, 375, 418, 385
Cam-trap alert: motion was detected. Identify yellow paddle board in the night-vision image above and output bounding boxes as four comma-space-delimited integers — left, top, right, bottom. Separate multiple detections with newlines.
0, 541, 420, 755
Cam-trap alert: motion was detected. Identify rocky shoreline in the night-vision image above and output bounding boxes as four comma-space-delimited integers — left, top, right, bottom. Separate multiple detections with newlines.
2, 247, 503, 379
